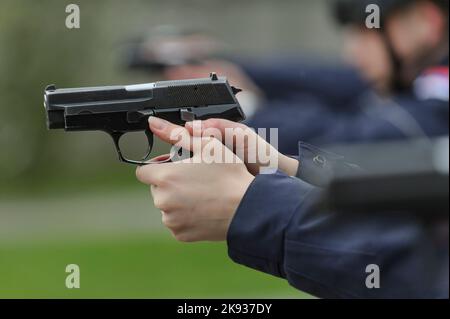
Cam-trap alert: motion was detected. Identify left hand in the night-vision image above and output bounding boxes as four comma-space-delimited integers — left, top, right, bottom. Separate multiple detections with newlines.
135, 117, 255, 242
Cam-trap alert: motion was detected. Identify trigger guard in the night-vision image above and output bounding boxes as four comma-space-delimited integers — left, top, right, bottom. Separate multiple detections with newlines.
142, 129, 154, 161
109, 130, 154, 165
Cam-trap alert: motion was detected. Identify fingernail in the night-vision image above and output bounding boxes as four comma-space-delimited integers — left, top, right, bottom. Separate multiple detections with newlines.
149, 116, 167, 130
185, 121, 193, 129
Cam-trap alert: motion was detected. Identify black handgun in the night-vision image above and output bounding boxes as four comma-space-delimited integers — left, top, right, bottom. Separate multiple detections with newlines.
44, 73, 245, 165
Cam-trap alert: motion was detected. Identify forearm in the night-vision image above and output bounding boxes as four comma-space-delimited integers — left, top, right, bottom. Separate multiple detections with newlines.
279, 154, 299, 177
227, 171, 316, 278
227, 171, 446, 298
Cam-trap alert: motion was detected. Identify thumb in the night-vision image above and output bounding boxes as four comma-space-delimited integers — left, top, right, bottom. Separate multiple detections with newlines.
148, 117, 193, 150
186, 118, 258, 153
185, 118, 246, 136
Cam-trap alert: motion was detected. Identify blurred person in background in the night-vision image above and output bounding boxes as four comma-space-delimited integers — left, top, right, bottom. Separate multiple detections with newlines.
136, 0, 449, 298
161, 0, 448, 154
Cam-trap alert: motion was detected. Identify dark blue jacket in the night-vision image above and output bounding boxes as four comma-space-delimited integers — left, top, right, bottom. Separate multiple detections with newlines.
227, 59, 449, 298
243, 60, 449, 154
227, 142, 449, 298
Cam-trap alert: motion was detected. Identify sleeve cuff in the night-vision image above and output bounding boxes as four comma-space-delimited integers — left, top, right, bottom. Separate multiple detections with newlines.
296, 141, 361, 187
227, 171, 315, 278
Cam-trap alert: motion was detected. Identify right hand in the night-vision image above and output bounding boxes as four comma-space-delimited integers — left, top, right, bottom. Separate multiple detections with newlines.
185, 119, 299, 176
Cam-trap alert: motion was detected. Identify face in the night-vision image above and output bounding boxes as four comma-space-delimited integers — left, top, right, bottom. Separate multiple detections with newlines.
385, 1, 446, 70
343, 27, 393, 93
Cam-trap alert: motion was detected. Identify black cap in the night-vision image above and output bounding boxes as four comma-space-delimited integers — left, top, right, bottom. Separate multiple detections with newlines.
334, 0, 449, 26
333, 0, 415, 26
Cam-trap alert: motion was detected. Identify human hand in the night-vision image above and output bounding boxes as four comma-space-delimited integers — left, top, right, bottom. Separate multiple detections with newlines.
185, 119, 299, 176
135, 117, 255, 242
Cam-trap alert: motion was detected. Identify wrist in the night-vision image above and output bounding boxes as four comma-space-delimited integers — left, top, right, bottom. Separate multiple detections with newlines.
231, 170, 255, 212
225, 169, 255, 233
278, 154, 299, 176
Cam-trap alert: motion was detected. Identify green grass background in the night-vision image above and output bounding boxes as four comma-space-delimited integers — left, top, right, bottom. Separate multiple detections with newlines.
0, 235, 305, 298
0, 187, 307, 299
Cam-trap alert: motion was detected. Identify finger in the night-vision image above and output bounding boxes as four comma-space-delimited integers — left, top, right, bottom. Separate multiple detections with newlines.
185, 118, 246, 136
186, 119, 250, 151
151, 186, 175, 211
135, 162, 172, 186
147, 153, 172, 164
150, 184, 158, 196
148, 117, 192, 150
161, 210, 184, 231
184, 120, 203, 136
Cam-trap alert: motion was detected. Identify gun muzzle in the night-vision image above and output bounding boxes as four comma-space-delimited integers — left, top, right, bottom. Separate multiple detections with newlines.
44, 85, 65, 129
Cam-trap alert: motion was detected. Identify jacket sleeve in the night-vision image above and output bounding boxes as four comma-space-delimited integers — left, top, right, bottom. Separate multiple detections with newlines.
295, 141, 361, 187
227, 145, 447, 298
246, 94, 449, 155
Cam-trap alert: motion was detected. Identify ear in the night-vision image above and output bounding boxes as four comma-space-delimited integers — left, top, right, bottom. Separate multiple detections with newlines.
419, 1, 447, 46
